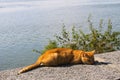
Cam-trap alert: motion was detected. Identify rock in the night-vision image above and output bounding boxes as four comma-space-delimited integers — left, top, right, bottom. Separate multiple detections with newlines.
0, 51, 120, 80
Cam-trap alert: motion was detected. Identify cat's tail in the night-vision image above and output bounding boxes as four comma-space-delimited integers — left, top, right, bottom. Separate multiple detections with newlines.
17, 62, 40, 75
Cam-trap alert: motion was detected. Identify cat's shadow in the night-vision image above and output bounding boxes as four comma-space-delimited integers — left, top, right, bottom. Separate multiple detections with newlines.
59, 61, 112, 67
19, 61, 112, 75
94, 61, 112, 65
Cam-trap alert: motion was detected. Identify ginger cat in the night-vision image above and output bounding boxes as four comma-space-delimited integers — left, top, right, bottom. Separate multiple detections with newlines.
18, 48, 95, 74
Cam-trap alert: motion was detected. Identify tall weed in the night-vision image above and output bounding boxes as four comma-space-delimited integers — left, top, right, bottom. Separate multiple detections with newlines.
35, 18, 120, 54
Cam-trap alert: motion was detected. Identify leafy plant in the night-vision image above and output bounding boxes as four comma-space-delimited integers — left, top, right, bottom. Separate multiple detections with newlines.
42, 40, 58, 53
35, 18, 120, 54
33, 40, 58, 54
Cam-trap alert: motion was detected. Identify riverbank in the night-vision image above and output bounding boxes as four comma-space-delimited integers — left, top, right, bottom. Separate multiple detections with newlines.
0, 51, 120, 80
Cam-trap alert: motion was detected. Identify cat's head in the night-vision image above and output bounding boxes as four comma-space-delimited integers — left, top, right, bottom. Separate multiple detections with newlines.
81, 50, 95, 65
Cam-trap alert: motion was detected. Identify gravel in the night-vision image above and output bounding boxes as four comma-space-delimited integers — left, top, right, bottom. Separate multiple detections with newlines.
0, 51, 120, 80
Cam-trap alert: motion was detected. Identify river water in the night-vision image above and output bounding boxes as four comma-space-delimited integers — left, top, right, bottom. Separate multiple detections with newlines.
0, 0, 120, 70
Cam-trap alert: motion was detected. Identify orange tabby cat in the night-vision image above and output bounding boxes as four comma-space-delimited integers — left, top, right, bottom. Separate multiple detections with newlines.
18, 48, 95, 74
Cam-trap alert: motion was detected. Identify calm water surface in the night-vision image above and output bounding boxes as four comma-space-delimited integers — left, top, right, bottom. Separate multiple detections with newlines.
0, 0, 120, 70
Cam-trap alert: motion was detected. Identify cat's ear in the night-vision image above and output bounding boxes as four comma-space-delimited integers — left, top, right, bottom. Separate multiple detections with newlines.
90, 50, 95, 55
91, 50, 95, 54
